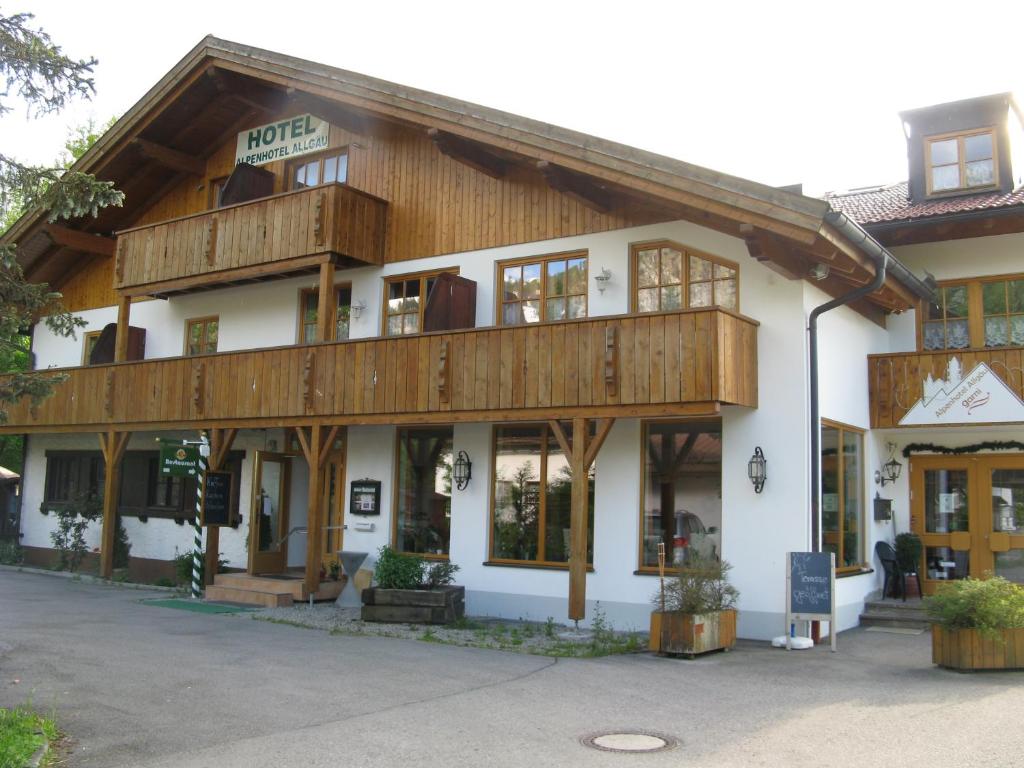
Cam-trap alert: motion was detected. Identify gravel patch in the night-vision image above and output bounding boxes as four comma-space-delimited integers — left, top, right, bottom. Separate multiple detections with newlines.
250, 604, 647, 657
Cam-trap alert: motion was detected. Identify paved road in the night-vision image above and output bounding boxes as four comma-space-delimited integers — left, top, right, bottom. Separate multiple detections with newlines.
1, 570, 1022, 767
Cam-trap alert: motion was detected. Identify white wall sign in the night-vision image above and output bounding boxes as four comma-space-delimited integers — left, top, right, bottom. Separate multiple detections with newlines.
235, 114, 330, 166
899, 358, 1024, 426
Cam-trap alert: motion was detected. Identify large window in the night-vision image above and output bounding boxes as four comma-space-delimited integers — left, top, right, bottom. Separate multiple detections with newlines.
925, 129, 997, 195
922, 275, 1024, 350
499, 252, 587, 325
185, 316, 218, 356
394, 427, 453, 557
640, 421, 722, 571
821, 421, 864, 571
289, 150, 348, 189
299, 285, 352, 343
490, 423, 594, 566
632, 241, 738, 313
383, 269, 457, 336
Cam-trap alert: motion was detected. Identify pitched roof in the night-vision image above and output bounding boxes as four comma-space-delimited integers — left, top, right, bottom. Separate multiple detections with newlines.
826, 181, 1024, 225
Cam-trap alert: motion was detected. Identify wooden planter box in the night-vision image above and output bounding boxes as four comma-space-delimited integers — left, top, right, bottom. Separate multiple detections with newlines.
932, 625, 1024, 670
361, 585, 465, 624
650, 609, 737, 656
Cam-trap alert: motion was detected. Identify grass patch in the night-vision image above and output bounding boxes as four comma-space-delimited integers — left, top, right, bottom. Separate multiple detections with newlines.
0, 704, 57, 768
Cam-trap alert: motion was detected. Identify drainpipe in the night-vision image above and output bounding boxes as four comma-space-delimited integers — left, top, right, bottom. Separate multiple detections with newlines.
808, 211, 891, 552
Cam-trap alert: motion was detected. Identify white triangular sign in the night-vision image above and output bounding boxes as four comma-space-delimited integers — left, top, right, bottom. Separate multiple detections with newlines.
899, 358, 1024, 425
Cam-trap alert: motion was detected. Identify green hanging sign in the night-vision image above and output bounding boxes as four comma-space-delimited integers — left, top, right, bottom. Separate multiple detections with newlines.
159, 443, 200, 477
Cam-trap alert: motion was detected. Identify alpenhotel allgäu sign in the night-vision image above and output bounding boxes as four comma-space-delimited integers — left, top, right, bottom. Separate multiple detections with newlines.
234, 114, 330, 167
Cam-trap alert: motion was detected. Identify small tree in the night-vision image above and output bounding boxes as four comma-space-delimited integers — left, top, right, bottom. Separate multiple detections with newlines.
49, 491, 100, 572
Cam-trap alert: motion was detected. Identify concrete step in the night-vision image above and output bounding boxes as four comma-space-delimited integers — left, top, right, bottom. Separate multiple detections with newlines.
214, 573, 306, 599
205, 585, 294, 608
862, 601, 930, 621
859, 614, 931, 630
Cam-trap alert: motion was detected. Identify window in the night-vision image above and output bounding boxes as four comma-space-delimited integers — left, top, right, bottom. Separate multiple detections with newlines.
394, 427, 453, 557
926, 129, 997, 195
639, 421, 722, 571
383, 269, 457, 336
500, 252, 587, 325
299, 285, 352, 343
208, 176, 228, 208
290, 150, 348, 189
42, 452, 104, 508
821, 421, 864, 571
82, 331, 102, 365
921, 274, 1024, 350
490, 423, 594, 566
632, 241, 738, 313
185, 317, 218, 356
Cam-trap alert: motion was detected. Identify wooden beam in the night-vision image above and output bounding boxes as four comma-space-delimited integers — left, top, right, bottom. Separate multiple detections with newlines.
304, 424, 324, 596
568, 417, 589, 622
114, 295, 131, 362
318, 426, 339, 470
428, 128, 507, 179
583, 417, 615, 469
43, 224, 115, 257
287, 88, 371, 136
547, 420, 572, 458
133, 138, 205, 177
97, 431, 128, 579
204, 427, 238, 585
741, 226, 806, 281
536, 161, 614, 213
316, 261, 336, 343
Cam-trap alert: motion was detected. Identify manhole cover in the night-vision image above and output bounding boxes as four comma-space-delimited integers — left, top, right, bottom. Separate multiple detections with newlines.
581, 730, 677, 754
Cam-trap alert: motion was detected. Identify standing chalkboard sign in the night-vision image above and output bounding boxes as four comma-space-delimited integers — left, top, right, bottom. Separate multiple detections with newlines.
786, 552, 836, 651
201, 471, 234, 527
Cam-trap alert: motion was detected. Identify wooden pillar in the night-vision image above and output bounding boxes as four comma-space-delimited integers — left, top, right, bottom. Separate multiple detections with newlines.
98, 431, 129, 579
298, 425, 323, 596
316, 262, 336, 343
114, 295, 131, 362
567, 418, 588, 621
203, 428, 237, 585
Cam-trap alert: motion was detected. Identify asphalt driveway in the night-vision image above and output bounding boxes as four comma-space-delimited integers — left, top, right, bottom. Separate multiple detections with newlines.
1, 570, 1022, 767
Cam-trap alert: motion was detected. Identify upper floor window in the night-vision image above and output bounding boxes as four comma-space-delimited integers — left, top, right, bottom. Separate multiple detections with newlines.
922, 275, 1024, 350
299, 285, 352, 343
82, 331, 102, 365
923, 284, 969, 350
290, 150, 348, 189
631, 241, 738, 313
500, 251, 587, 326
384, 269, 458, 336
982, 278, 1024, 347
185, 316, 219, 356
926, 129, 997, 195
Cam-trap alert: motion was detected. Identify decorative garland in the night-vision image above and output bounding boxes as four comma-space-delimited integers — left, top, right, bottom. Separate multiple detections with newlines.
902, 440, 1024, 458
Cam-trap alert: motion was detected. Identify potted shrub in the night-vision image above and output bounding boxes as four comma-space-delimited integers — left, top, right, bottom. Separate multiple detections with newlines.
650, 554, 739, 657
361, 546, 465, 624
894, 532, 923, 598
927, 576, 1024, 670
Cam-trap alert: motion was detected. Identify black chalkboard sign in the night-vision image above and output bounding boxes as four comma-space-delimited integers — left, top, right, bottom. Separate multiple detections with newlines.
789, 552, 833, 616
201, 471, 234, 527
350, 479, 381, 516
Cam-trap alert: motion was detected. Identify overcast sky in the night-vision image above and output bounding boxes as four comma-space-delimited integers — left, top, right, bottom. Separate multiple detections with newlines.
4, 0, 1021, 196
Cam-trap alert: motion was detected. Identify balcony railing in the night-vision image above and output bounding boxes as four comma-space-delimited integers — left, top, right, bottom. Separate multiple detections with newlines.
868, 347, 1024, 428
114, 183, 387, 296
2, 308, 757, 432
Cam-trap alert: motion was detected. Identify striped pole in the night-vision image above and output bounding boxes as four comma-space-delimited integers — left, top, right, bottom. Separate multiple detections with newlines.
191, 433, 210, 599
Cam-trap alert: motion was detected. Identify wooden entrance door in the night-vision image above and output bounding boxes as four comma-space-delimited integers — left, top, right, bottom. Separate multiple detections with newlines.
248, 451, 292, 574
911, 455, 1024, 594
320, 449, 347, 572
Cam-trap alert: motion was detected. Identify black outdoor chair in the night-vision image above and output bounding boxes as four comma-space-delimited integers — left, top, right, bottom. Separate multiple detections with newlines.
875, 541, 920, 601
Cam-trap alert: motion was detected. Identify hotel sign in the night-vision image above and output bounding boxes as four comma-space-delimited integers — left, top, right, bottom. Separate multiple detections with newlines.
234, 114, 330, 166
899, 358, 1024, 426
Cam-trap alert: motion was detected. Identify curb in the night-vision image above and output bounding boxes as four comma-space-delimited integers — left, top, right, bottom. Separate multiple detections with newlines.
27, 738, 49, 768
0, 564, 184, 593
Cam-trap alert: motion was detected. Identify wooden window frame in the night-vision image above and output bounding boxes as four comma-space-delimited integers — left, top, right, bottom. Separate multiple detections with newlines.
636, 418, 723, 574
820, 419, 866, 574
381, 267, 459, 337
184, 315, 219, 356
391, 425, 455, 561
486, 421, 595, 569
495, 250, 589, 326
629, 239, 740, 314
286, 147, 349, 191
81, 330, 102, 365
207, 175, 228, 209
917, 271, 1024, 351
924, 127, 999, 198
296, 283, 353, 344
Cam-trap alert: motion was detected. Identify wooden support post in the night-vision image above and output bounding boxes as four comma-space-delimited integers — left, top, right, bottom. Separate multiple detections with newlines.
301, 425, 325, 597
97, 431, 129, 579
316, 261, 336, 342
114, 295, 131, 362
203, 428, 237, 585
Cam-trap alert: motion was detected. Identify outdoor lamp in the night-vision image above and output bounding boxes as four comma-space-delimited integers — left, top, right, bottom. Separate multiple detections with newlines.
350, 300, 366, 320
453, 450, 472, 490
748, 447, 766, 494
876, 455, 903, 486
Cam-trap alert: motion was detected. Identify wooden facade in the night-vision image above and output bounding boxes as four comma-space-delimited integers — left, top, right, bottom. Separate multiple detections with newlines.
867, 347, 1024, 428
1, 308, 757, 434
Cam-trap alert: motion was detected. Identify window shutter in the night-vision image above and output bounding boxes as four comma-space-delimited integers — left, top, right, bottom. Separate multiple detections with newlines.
423, 273, 477, 332
219, 163, 275, 207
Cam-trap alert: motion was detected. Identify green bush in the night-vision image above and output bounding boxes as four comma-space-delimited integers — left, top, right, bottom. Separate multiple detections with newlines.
173, 548, 229, 586
424, 560, 460, 589
49, 491, 101, 572
0, 539, 23, 565
373, 546, 425, 589
894, 532, 922, 574
926, 576, 1024, 634
654, 554, 739, 614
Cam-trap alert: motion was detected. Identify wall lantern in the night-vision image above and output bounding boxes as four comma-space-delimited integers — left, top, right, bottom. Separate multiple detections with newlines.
748, 447, 767, 494
350, 300, 367, 320
453, 450, 472, 490
594, 268, 612, 294
875, 443, 903, 487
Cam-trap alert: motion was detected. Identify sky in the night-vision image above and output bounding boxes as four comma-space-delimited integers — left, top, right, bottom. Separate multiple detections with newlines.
3, 0, 1022, 197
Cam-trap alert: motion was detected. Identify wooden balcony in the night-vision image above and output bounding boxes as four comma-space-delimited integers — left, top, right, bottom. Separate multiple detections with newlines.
1, 308, 757, 433
868, 347, 1024, 428
114, 184, 387, 297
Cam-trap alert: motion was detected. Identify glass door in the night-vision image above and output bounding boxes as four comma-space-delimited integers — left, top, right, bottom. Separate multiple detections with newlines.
248, 451, 291, 574
980, 457, 1024, 584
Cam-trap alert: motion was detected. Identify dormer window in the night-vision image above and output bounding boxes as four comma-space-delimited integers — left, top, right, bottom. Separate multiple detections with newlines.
925, 129, 997, 195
